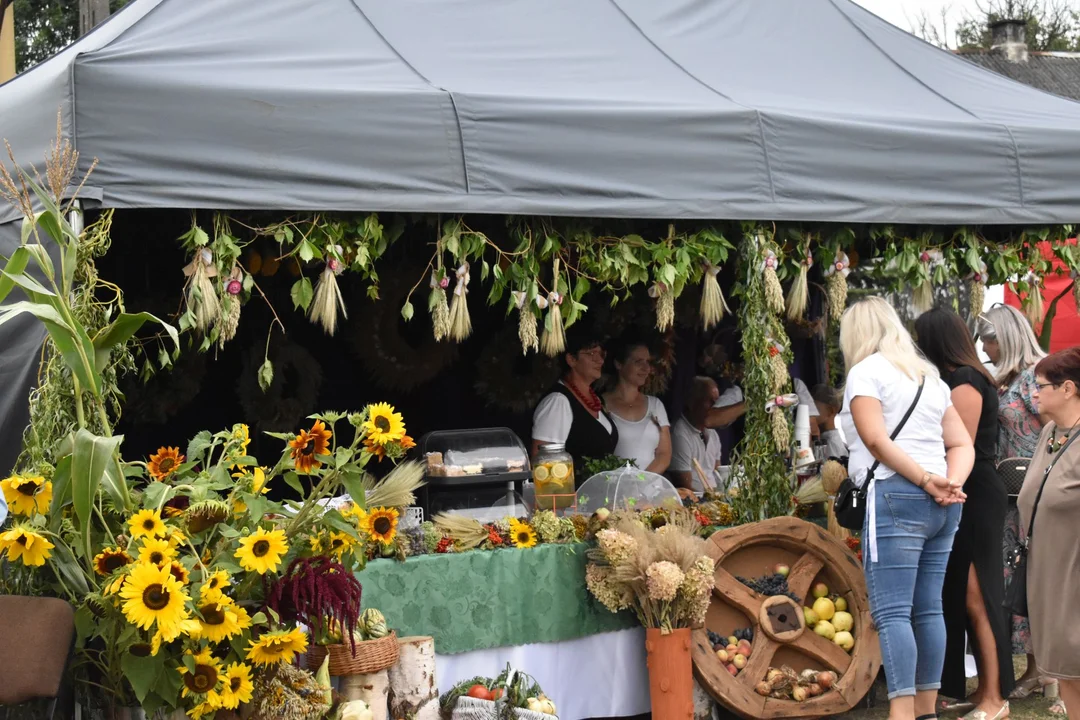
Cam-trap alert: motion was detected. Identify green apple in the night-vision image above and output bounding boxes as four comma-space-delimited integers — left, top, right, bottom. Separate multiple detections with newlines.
813, 620, 836, 640
833, 630, 855, 651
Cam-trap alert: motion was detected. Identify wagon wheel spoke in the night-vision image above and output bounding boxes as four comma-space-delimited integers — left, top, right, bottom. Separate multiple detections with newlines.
785, 551, 824, 604
712, 565, 763, 616
737, 636, 777, 688
792, 628, 852, 674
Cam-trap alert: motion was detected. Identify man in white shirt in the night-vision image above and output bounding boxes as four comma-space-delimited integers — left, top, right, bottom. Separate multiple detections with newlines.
670, 377, 723, 494
707, 376, 821, 436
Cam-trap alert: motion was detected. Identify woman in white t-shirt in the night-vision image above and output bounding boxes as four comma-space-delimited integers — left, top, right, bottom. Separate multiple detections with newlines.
602, 340, 671, 473
838, 297, 974, 720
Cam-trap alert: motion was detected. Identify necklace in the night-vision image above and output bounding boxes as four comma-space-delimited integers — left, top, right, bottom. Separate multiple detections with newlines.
564, 377, 603, 415
1048, 414, 1080, 453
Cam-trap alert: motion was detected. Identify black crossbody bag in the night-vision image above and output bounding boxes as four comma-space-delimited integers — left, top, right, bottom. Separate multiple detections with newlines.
1004, 429, 1080, 617
834, 380, 925, 531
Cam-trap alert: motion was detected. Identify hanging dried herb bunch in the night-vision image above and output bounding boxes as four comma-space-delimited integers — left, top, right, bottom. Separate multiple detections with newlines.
265, 556, 364, 653
182, 244, 221, 334
761, 245, 785, 316
1021, 267, 1044, 328
540, 259, 566, 356
514, 288, 539, 354
785, 239, 812, 321
309, 248, 347, 335
823, 249, 850, 324
699, 261, 729, 330
430, 238, 451, 341
448, 261, 472, 342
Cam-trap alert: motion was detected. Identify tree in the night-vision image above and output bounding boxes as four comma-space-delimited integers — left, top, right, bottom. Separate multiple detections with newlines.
912, 0, 1080, 51
8, 0, 127, 73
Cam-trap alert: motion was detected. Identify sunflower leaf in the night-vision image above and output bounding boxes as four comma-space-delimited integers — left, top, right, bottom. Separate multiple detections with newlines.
186, 431, 213, 465
258, 359, 274, 392
340, 471, 367, 509
123, 651, 165, 703
283, 471, 304, 496
322, 510, 360, 539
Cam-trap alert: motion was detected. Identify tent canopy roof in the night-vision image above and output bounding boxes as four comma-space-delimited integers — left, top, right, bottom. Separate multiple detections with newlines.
3, 0, 1080, 226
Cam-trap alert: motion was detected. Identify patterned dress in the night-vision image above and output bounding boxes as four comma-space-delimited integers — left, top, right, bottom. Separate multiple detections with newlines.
997, 368, 1042, 655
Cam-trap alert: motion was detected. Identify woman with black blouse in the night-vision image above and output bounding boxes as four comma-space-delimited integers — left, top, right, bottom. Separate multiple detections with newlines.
915, 309, 1013, 720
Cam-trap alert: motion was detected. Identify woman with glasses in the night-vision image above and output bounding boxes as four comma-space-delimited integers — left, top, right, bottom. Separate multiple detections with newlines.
976, 305, 1057, 710
603, 338, 671, 474
532, 327, 619, 475
1016, 347, 1080, 720
916, 309, 1013, 720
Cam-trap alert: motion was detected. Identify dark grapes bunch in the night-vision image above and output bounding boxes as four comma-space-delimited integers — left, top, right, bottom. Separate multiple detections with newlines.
706, 630, 725, 649
736, 573, 802, 604
733, 627, 754, 643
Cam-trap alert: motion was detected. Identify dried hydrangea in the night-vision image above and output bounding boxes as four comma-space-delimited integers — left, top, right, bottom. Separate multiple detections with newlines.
494, 516, 515, 533
420, 522, 441, 554
585, 563, 629, 613
531, 510, 561, 544
645, 560, 685, 602
596, 529, 638, 566
557, 516, 577, 542
680, 556, 716, 625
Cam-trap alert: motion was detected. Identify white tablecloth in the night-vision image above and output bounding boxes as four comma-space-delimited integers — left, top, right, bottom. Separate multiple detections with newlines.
436, 628, 650, 720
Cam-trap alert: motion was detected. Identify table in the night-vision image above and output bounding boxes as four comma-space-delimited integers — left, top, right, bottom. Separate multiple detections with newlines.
356, 543, 649, 718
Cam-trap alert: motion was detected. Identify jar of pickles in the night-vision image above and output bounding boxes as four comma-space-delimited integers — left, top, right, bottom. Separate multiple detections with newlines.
533, 443, 575, 510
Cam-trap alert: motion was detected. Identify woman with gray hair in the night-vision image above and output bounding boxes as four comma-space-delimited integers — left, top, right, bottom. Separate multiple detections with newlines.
976, 304, 1058, 711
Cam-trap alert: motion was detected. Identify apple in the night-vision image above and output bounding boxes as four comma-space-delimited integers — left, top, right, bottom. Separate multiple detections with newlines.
733, 654, 747, 669
834, 631, 855, 651
737, 642, 752, 658
812, 596, 836, 622
774, 563, 790, 577
832, 611, 854, 632
726, 663, 739, 676
804, 607, 819, 627
817, 671, 836, 689
812, 583, 830, 599
716, 649, 730, 663
813, 620, 836, 640
834, 596, 848, 612
727, 636, 738, 646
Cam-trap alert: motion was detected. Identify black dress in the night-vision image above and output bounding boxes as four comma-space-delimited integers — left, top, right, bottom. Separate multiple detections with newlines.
550, 383, 619, 485
940, 366, 1015, 700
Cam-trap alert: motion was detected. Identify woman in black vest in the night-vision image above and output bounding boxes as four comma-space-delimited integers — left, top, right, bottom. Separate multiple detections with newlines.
531, 330, 619, 478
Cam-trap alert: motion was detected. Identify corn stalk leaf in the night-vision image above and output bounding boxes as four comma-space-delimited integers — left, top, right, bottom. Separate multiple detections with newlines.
49, 537, 89, 597
0, 246, 33, 304
49, 453, 73, 533
71, 429, 123, 563
93, 312, 179, 372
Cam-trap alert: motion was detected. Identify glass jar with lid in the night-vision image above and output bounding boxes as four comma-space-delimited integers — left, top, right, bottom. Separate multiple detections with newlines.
533, 443, 575, 510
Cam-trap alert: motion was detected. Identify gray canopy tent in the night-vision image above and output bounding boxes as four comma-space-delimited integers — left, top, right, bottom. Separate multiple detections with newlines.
3, 0, 1080, 474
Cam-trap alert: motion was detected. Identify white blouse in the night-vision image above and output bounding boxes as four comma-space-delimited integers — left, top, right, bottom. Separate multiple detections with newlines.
609, 396, 670, 470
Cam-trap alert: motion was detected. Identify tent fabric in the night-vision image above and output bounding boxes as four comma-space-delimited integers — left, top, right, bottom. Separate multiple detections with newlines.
2, 0, 1080, 228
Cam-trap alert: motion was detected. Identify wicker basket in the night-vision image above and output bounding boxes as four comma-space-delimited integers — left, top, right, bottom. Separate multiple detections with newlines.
306, 631, 400, 676
450, 698, 557, 720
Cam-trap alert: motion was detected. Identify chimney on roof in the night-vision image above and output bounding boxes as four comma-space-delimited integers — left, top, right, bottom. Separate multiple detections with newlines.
990, 19, 1028, 63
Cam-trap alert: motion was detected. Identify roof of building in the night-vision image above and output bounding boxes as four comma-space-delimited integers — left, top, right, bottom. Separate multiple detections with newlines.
960, 50, 1080, 101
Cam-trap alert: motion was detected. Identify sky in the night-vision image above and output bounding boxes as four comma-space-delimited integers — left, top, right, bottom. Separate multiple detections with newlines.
851, 0, 986, 44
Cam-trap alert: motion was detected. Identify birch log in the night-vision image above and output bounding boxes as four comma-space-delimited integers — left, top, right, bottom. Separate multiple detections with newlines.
340, 669, 390, 720
388, 635, 439, 720
693, 677, 716, 720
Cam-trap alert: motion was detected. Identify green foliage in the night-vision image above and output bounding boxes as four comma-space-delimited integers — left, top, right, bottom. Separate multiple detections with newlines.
955, 0, 1080, 51
11, 0, 130, 73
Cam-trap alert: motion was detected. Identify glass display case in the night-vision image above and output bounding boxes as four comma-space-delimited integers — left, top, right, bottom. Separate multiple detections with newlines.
417, 428, 531, 519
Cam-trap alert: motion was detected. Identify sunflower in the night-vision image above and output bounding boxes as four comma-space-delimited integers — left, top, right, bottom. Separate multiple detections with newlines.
150, 617, 200, 656
93, 547, 133, 576
119, 562, 190, 632
0, 526, 55, 566
364, 507, 399, 544
363, 403, 406, 446
162, 496, 190, 518
342, 503, 369, 526
191, 595, 250, 643
509, 520, 538, 549
218, 662, 254, 710
148, 446, 185, 481
327, 531, 357, 561
178, 647, 223, 705
307, 533, 324, 554
1, 476, 52, 516
104, 573, 127, 597
167, 561, 190, 585
289, 420, 332, 474
234, 528, 288, 574
187, 701, 219, 720
128, 509, 167, 539
246, 627, 308, 666
168, 526, 188, 548
201, 569, 231, 596
137, 537, 176, 566
232, 423, 251, 455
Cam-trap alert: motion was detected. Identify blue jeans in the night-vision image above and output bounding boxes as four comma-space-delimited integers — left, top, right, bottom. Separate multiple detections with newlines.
864, 475, 961, 700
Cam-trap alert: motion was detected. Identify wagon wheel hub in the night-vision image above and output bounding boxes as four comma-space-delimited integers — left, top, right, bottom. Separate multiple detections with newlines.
759, 595, 804, 644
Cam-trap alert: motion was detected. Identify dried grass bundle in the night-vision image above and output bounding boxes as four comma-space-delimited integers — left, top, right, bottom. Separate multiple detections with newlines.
794, 476, 826, 505
448, 262, 472, 342
182, 247, 221, 333
769, 352, 788, 394
540, 260, 566, 356
431, 277, 450, 342
820, 459, 847, 496
786, 261, 810, 321
968, 281, 986, 322
655, 286, 675, 332
913, 279, 934, 313
518, 302, 539, 354
826, 502, 852, 543
699, 264, 729, 330
363, 461, 424, 509
309, 260, 347, 335
770, 409, 791, 453
1023, 281, 1044, 328
826, 272, 848, 323
433, 512, 487, 550
763, 248, 785, 316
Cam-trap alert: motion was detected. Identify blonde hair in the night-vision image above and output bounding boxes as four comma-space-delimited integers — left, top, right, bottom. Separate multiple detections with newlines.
977, 304, 1045, 386
839, 297, 937, 381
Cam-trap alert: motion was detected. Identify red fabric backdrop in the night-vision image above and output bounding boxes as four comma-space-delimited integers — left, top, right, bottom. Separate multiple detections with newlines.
1003, 240, 1080, 352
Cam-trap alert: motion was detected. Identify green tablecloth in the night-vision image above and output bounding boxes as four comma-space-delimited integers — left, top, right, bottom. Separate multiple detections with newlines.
355, 543, 636, 655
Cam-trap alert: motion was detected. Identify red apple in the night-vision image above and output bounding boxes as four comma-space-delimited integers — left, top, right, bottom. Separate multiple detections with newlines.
726, 663, 739, 676
774, 563, 790, 577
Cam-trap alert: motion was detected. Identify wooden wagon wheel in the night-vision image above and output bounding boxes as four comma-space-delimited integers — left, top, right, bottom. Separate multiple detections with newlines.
693, 517, 881, 719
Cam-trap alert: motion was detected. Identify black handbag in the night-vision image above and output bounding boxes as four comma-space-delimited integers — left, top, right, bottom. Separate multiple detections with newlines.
1003, 430, 1079, 617
834, 380, 925, 531
996, 457, 1030, 498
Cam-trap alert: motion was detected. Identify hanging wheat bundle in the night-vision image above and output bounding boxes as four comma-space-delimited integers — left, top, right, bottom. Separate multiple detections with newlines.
762, 250, 785, 316
217, 265, 245, 348
824, 250, 850, 323
182, 247, 221, 334
540, 260, 566, 356
770, 405, 791, 453
767, 342, 789, 394
429, 268, 451, 341
309, 254, 347, 336
648, 281, 675, 331
966, 260, 988, 321
1021, 269, 1044, 328
448, 262, 472, 342
513, 289, 539, 355
699, 262, 729, 330
785, 248, 812, 321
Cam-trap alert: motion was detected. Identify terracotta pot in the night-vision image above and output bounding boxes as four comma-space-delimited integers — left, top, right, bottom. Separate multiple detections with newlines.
645, 627, 694, 720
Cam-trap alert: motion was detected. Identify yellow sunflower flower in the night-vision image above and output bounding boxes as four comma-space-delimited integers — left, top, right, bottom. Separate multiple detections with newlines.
234, 528, 288, 574
233, 423, 251, 455
147, 446, 184, 481
128, 509, 167, 539
201, 569, 231, 597
364, 507, 399, 544
177, 647, 223, 705
342, 502, 368, 525
509, 520, 538, 549
104, 573, 128, 597
0, 526, 55, 566
362, 403, 406, 446
246, 627, 308, 666
191, 594, 250, 643
137, 537, 176, 566
150, 617, 200, 656
289, 420, 332, 474
1, 475, 52, 516
93, 547, 133, 576
218, 662, 254, 710
187, 701, 219, 720
167, 561, 190, 586
119, 562, 190, 632
327, 531, 357, 561
168, 527, 188, 548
